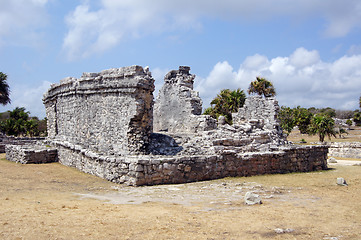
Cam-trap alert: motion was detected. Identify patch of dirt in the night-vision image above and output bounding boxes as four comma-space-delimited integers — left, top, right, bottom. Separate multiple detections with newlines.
1, 154, 361, 239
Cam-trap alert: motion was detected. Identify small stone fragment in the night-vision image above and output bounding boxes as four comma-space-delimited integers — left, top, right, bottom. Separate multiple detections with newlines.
274, 228, 295, 234
328, 157, 337, 163
218, 116, 226, 125
244, 192, 262, 205
337, 177, 347, 186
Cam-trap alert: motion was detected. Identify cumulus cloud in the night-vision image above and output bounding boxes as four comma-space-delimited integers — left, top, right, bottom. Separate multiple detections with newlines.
195, 47, 361, 110
63, 0, 361, 59
2, 81, 52, 118
0, 0, 48, 47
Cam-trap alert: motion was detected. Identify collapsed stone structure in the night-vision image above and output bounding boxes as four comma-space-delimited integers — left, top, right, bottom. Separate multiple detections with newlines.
153, 66, 216, 133
327, 142, 361, 159
6, 144, 57, 164
6, 65, 328, 186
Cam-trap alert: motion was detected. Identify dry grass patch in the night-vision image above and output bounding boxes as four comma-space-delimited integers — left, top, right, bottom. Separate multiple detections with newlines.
1, 153, 361, 239
287, 126, 361, 144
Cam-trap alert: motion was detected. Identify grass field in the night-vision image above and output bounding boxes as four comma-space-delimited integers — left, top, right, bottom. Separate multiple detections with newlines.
1, 153, 361, 239
287, 126, 361, 144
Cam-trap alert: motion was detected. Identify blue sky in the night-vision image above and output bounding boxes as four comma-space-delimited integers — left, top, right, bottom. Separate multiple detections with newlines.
1, 0, 361, 118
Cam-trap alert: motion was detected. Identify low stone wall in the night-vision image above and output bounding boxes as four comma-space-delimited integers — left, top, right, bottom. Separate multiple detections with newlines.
0, 137, 45, 153
52, 140, 328, 186
5, 144, 58, 164
328, 142, 361, 159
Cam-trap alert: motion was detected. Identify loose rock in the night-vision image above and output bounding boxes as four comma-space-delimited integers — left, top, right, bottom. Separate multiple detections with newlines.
244, 192, 262, 205
337, 177, 347, 186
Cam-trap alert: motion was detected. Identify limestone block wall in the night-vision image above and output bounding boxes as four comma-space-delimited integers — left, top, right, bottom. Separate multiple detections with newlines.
6, 144, 58, 164
0, 137, 45, 153
43, 66, 154, 156
328, 142, 361, 159
50, 143, 328, 186
135, 145, 328, 186
233, 96, 282, 133
153, 66, 216, 133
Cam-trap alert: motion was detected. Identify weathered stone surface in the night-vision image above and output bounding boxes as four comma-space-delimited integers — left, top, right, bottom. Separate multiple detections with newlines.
6, 143, 57, 164
233, 95, 283, 134
337, 177, 347, 186
0, 136, 45, 153
244, 192, 262, 205
153, 66, 216, 133
43, 65, 154, 156
327, 142, 361, 159
274, 228, 295, 234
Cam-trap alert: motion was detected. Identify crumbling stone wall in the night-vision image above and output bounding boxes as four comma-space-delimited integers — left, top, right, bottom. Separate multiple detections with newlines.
6, 144, 57, 164
153, 66, 216, 133
48, 143, 327, 186
0, 136, 45, 153
43, 66, 154, 156
134, 145, 328, 186
328, 142, 361, 159
232, 96, 285, 145
233, 96, 283, 132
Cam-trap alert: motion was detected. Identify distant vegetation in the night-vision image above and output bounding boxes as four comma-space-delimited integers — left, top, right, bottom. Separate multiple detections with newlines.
204, 77, 275, 124
204, 89, 246, 124
247, 77, 276, 97
0, 107, 47, 137
203, 77, 361, 143
278, 106, 361, 142
0, 72, 11, 106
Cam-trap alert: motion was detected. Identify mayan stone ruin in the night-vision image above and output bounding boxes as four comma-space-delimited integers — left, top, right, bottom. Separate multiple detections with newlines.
6, 65, 329, 186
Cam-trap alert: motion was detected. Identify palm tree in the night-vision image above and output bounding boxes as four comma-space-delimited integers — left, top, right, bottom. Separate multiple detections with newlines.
248, 77, 276, 98
308, 114, 336, 142
205, 88, 246, 124
0, 72, 11, 105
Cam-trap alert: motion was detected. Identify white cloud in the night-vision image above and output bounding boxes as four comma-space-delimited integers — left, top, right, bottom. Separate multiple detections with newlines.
289, 47, 320, 68
63, 0, 361, 59
1, 81, 52, 118
195, 48, 361, 110
0, 0, 49, 47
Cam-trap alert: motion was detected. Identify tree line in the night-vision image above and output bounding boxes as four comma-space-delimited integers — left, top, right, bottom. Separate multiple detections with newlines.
0, 107, 47, 137
204, 77, 360, 142
0, 72, 47, 137
204, 77, 274, 124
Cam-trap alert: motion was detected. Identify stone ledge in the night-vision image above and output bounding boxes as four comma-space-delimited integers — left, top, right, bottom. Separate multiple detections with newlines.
43, 65, 154, 103
5, 144, 58, 164
51, 140, 328, 186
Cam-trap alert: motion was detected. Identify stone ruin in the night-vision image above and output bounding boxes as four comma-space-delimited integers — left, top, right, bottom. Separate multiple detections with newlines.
6, 65, 328, 186
153, 66, 216, 133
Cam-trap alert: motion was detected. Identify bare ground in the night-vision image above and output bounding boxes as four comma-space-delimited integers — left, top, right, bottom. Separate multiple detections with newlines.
1, 153, 361, 240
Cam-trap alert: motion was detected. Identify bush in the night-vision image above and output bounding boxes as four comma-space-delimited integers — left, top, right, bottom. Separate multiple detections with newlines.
346, 119, 353, 126
203, 89, 246, 124
308, 114, 336, 142
354, 112, 361, 126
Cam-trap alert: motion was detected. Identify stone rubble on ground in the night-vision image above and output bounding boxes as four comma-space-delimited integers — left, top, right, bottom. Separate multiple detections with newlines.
244, 191, 262, 205
274, 228, 295, 234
